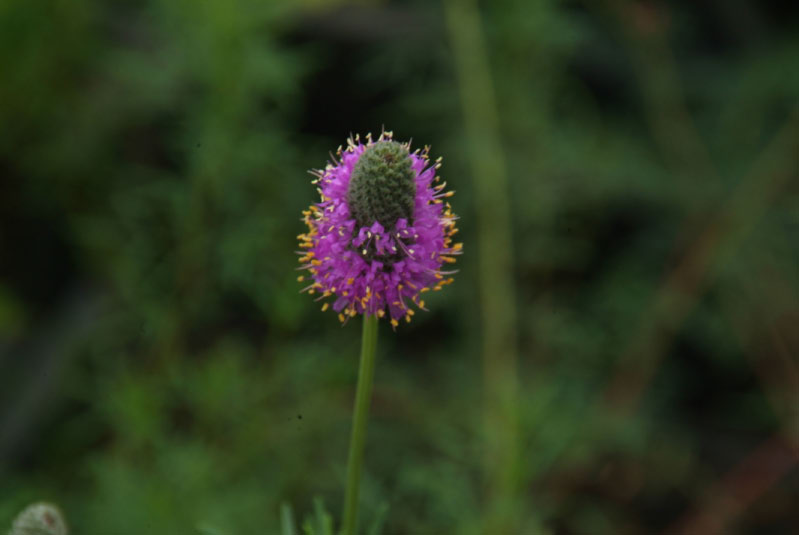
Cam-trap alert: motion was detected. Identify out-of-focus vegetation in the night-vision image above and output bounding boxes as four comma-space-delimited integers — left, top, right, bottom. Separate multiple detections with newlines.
1, 0, 797, 533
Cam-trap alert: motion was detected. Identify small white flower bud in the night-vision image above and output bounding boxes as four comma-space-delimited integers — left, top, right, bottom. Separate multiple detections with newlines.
9, 503, 68, 535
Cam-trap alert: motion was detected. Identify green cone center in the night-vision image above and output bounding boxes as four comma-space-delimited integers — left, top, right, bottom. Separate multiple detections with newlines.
347, 141, 416, 230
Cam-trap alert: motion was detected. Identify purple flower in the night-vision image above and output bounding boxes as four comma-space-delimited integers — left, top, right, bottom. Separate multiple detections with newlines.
298, 131, 461, 327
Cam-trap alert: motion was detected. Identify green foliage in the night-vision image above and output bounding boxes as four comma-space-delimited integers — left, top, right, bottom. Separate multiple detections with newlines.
1, 0, 797, 533
280, 498, 387, 535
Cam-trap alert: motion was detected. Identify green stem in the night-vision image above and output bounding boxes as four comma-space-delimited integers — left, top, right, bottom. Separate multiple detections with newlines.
443, 0, 519, 530
341, 314, 379, 535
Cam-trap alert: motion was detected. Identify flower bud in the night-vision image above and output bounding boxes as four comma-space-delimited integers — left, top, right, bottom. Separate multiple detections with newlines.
10, 503, 68, 535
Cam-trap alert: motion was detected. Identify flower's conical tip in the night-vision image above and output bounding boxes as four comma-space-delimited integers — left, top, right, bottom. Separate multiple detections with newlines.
347, 141, 416, 230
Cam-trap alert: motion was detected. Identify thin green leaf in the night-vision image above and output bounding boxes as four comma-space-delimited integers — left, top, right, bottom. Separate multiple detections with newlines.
281, 503, 297, 535
313, 497, 335, 535
367, 503, 389, 535
195, 523, 227, 535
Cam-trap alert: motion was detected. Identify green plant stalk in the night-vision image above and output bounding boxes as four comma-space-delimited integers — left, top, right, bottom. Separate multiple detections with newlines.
341, 314, 379, 535
443, 0, 520, 530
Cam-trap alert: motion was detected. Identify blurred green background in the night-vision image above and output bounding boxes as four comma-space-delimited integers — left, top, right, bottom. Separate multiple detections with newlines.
1, 0, 797, 533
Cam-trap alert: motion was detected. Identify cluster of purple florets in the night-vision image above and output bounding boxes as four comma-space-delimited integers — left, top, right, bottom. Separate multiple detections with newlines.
298, 132, 460, 327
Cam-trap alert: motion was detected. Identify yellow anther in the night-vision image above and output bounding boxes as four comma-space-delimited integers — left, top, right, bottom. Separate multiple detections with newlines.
321, 303, 329, 312
297, 275, 305, 282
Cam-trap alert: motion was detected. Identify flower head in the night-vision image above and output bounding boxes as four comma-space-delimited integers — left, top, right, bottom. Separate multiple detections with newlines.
11, 503, 68, 535
298, 131, 461, 327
